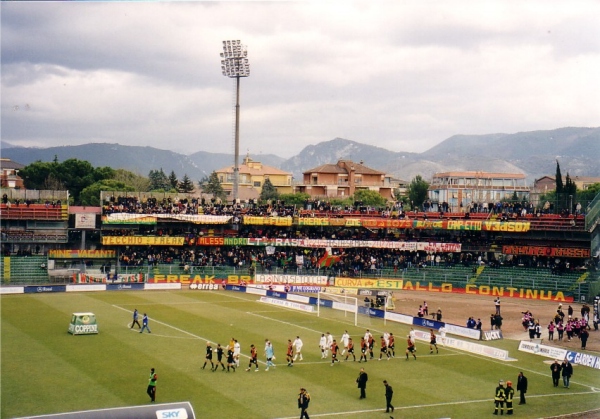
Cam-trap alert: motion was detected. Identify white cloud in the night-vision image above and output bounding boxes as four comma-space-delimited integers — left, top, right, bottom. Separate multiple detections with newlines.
2, 1, 599, 158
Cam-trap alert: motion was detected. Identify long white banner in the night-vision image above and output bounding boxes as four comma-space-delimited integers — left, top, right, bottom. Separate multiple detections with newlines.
259, 296, 315, 312
415, 330, 510, 360
256, 274, 328, 285
518, 341, 567, 360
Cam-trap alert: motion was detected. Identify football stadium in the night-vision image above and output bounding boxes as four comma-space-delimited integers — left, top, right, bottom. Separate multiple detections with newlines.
2, 190, 600, 419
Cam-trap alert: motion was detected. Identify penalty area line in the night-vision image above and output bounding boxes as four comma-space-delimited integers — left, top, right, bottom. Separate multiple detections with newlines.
271, 390, 598, 418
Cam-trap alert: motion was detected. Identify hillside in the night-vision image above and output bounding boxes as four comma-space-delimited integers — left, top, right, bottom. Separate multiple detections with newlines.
2, 127, 598, 184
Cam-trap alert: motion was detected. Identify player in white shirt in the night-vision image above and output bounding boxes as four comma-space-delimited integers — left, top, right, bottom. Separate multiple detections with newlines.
409, 328, 416, 349
438, 326, 447, 345
233, 339, 241, 367
383, 331, 390, 347
325, 332, 333, 357
293, 336, 304, 361
341, 330, 350, 355
319, 334, 327, 358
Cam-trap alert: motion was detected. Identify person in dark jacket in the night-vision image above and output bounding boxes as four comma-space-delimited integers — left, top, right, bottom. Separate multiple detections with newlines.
561, 359, 573, 388
550, 359, 562, 387
516, 372, 528, 405
356, 367, 368, 399
383, 380, 394, 413
298, 387, 310, 419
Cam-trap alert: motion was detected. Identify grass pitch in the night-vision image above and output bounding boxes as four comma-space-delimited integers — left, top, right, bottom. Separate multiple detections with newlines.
1, 289, 599, 419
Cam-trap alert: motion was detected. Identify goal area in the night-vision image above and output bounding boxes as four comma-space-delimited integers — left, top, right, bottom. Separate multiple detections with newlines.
317, 291, 358, 326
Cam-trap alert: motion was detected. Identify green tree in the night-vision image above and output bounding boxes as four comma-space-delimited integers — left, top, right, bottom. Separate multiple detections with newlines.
113, 169, 150, 191
80, 180, 135, 206
19, 161, 59, 190
148, 169, 170, 191
278, 192, 310, 206
201, 171, 226, 200
19, 158, 114, 204
352, 189, 387, 207
178, 174, 195, 193
259, 178, 279, 203
555, 160, 564, 194
168, 171, 179, 190
407, 175, 430, 209
576, 183, 600, 208
198, 174, 209, 191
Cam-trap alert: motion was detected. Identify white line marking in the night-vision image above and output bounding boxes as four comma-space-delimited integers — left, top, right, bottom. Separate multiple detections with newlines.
113, 305, 264, 364
272, 390, 598, 418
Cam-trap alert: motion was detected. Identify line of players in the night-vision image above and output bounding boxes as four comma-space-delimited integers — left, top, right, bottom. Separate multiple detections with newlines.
201, 328, 441, 372
201, 338, 241, 372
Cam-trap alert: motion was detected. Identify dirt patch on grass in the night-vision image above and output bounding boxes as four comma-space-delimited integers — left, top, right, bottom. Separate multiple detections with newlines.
390, 290, 599, 353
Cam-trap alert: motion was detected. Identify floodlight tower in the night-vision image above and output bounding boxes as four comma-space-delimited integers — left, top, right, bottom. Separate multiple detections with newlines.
220, 40, 250, 202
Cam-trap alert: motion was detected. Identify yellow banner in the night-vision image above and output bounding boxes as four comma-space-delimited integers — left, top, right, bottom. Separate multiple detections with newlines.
49, 249, 116, 259
101, 236, 185, 246
243, 216, 293, 226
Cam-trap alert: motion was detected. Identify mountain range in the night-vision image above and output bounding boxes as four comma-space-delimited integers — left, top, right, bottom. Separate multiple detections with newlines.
2, 126, 599, 185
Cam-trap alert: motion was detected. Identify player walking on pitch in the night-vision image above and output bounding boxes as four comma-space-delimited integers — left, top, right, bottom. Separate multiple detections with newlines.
429, 329, 439, 354
245, 344, 259, 372
406, 335, 417, 360
345, 337, 356, 361
341, 330, 350, 355
287, 339, 295, 367
319, 334, 327, 359
293, 336, 304, 361
330, 339, 340, 366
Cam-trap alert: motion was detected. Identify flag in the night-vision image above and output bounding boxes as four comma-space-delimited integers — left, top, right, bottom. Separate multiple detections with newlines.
317, 250, 341, 268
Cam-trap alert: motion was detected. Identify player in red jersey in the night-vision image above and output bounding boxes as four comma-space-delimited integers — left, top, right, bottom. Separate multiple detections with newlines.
406, 336, 417, 360
245, 344, 259, 372
287, 339, 294, 367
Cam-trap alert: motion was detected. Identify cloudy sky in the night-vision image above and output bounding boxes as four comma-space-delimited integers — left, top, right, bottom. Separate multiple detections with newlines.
2, 1, 599, 158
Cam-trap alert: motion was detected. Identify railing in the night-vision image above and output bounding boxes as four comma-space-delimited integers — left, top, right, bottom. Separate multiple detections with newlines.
0, 204, 68, 220
2, 261, 592, 301
0, 189, 69, 201
584, 191, 600, 232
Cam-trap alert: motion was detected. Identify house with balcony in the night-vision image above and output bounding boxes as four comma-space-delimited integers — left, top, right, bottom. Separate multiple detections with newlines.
214, 154, 293, 201
295, 159, 394, 200
428, 171, 529, 212
0, 158, 25, 189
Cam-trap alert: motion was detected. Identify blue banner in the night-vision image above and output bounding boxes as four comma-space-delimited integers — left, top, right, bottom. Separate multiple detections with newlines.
307, 297, 333, 308
290, 285, 321, 293
412, 317, 445, 330
565, 350, 600, 369
268, 290, 287, 299
358, 306, 385, 318
106, 283, 145, 291
24, 285, 66, 294
225, 285, 246, 292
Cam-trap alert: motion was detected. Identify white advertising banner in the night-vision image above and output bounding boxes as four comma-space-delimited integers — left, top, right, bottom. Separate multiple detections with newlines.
415, 330, 510, 360
0, 286, 24, 294
145, 282, 181, 290
386, 311, 414, 325
259, 296, 315, 312
518, 341, 567, 360
66, 284, 106, 292
256, 274, 328, 285
444, 324, 482, 340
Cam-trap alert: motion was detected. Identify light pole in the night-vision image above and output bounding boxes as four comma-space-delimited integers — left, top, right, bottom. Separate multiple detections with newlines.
220, 40, 250, 202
